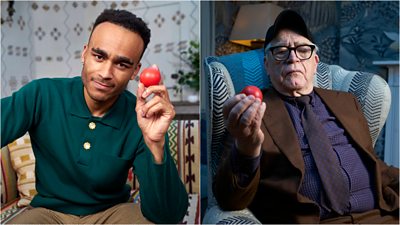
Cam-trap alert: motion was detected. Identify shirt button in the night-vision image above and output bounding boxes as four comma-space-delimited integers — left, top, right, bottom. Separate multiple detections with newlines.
88, 122, 96, 130
83, 142, 91, 150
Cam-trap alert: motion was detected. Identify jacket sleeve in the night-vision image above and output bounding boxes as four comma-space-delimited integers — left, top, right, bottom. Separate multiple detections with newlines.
1, 80, 42, 147
377, 159, 399, 213
213, 133, 260, 210
133, 135, 188, 224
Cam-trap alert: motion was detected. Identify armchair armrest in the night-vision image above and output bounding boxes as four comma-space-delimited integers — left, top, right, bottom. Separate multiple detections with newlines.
203, 205, 261, 224
204, 58, 260, 223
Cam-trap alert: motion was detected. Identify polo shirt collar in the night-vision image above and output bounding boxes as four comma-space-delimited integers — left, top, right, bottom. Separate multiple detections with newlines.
100, 94, 126, 129
69, 77, 126, 129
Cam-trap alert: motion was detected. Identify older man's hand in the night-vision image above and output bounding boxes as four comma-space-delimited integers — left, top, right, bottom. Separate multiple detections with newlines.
223, 94, 266, 157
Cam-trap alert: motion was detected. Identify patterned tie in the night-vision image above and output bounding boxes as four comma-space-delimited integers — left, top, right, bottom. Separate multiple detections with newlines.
296, 95, 349, 215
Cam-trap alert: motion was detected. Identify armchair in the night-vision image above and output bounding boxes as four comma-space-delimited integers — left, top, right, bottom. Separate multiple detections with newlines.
203, 48, 391, 223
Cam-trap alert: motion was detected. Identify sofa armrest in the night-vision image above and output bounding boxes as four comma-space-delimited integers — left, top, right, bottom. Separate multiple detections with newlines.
1, 146, 19, 206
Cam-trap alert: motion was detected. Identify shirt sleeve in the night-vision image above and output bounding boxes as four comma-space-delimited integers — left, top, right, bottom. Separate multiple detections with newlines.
1, 80, 42, 147
231, 143, 262, 187
132, 135, 188, 224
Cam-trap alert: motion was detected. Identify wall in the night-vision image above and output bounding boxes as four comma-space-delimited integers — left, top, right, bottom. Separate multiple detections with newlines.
1, 0, 199, 102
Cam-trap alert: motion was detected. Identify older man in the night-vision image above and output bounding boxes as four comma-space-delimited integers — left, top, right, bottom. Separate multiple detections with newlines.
214, 10, 399, 224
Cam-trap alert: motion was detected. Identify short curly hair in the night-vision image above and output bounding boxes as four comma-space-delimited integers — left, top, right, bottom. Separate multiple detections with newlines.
89, 9, 151, 60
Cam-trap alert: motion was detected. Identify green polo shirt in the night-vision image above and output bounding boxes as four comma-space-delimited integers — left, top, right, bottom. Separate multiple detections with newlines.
1, 77, 188, 223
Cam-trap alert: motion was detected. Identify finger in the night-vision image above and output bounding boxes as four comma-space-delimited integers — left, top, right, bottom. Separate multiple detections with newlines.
225, 95, 256, 130
235, 101, 265, 139
136, 82, 146, 111
223, 94, 246, 119
142, 84, 169, 100
240, 126, 253, 138
142, 95, 175, 118
245, 100, 265, 136
140, 95, 163, 116
145, 102, 166, 118
254, 102, 266, 128
238, 99, 261, 130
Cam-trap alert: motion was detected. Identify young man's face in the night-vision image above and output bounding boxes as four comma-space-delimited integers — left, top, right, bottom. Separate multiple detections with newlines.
265, 29, 319, 97
81, 22, 143, 105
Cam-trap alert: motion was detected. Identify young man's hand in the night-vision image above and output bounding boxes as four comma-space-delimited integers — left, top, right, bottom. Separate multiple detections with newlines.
136, 82, 175, 164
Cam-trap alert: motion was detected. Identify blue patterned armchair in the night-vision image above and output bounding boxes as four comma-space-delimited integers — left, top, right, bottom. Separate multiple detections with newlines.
202, 48, 391, 224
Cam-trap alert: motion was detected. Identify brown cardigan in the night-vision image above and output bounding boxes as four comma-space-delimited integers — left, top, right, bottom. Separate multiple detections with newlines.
213, 88, 399, 223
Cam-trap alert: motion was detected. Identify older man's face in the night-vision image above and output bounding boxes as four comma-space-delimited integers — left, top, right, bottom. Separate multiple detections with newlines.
264, 29, 319, 97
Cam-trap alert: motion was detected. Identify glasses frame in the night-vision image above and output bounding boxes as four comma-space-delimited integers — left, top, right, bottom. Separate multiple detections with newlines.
267, 44, 316, 61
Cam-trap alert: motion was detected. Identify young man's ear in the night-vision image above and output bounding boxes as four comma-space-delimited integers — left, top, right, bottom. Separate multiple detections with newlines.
131, 62, 142, 80
81, 45, 88, 64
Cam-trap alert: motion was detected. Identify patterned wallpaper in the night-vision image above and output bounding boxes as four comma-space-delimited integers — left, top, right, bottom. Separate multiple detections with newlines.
1, 1, 199, 102
215, 1, 399, 78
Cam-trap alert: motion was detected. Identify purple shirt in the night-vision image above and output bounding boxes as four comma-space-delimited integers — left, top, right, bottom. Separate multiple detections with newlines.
231, 91, 376, 219
284, 91, 376, 218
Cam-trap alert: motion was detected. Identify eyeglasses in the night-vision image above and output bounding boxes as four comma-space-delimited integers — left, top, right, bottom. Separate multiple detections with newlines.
267, 45, 316, 61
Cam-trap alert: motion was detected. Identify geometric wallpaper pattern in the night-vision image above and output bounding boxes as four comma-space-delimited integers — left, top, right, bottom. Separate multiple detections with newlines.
1, 1, 199, 102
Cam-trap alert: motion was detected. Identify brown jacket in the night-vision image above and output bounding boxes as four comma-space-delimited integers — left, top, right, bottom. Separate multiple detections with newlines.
213, 88, 399, 223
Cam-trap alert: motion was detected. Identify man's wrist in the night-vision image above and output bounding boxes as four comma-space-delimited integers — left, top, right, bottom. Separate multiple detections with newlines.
235, 139, 262, 157
231, 143, 261, 186
145, 139, 165, 164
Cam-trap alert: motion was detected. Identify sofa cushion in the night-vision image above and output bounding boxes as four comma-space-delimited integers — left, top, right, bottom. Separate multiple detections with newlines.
0, 199, 28, 223
1, 146, 18, 205
7, 134, 37, 207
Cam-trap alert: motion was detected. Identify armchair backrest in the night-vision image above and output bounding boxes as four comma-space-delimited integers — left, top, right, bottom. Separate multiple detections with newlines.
204, 48, 391, 207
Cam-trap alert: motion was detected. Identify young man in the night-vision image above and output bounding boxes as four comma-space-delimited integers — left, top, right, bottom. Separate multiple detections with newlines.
214, 10, 399, 224
2, 9, 188, 224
